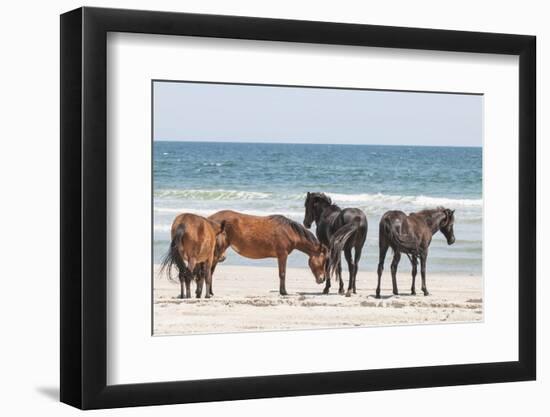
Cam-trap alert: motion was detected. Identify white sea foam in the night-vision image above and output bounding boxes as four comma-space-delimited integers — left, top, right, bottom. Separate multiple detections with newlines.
155, 188, 481, 208
154, 189, 271, 200
327, 192, 482, 207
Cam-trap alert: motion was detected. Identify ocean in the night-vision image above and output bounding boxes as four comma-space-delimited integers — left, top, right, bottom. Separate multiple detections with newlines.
153, 141, 482, 275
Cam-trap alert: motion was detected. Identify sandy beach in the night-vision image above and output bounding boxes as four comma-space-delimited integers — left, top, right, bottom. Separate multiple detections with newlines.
153, 264, 482, 335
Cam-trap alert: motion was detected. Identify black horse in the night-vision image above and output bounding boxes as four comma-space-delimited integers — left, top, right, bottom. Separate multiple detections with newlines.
303, 192, 368, 297
375, 207, 456, 298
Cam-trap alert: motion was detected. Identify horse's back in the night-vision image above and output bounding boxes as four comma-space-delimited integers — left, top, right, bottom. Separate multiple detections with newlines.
173, 212, 214, 232
209, 210, 244, 223
340, 207, 368, 227
209, 210, 285, 258
381, 210, 407, 221
210, 209, 277, 225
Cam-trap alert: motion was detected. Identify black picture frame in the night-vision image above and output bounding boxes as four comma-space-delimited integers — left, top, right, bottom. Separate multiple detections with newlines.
60, 6, 536, 410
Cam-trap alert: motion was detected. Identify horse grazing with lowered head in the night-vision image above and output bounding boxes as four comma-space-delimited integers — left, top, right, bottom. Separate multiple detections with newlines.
160, 213, 227, 299
303, 192, 368, 297
376, 207, 456, 298
208, 210, 328, 295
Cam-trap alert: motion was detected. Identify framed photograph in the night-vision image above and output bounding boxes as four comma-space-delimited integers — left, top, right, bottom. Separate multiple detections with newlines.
60, 6, 536, 409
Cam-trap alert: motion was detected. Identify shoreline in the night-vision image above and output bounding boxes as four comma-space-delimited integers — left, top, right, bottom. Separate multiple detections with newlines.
153, 264, 483, 335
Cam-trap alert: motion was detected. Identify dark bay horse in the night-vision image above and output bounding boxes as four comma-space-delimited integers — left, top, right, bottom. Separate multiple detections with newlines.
303, 192, 368, 297
160, 213, 227, 299
375, 207, 456, 298
209, 210, 328, 295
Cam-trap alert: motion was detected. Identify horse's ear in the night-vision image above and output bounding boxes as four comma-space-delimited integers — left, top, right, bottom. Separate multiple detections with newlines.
451, 209, 455, 215
307, 192, 310, 197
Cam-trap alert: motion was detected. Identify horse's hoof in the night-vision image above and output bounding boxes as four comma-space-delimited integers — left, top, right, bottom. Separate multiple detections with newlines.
345, 292, 352, 298
205, 295, 211, 299
322, 288, 330, 295
338, 289, 345, 295
423, 291, 430, 296
411, 290, 416, 296
280, 291, 288, 296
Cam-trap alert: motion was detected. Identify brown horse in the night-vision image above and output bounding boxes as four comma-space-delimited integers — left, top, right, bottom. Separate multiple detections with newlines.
376, 207, 456, 298
209, 210, 328, 295
160, 213, 227, 299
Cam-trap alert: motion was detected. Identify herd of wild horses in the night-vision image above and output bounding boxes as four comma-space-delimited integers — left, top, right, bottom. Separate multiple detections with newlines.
161, 192, 456, 299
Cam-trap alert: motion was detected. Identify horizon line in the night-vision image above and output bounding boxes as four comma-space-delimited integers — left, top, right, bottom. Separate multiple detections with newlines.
153, 139, 482, 148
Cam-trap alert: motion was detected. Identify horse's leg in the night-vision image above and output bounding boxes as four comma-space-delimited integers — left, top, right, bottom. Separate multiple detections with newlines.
353, 246, 363, 294
178, 271, 185, 299
323, 242, 333, 294
323, 261, 331, 294
337, 262, 344, 295
209, 261, 218, 296
195, 276, 204, 298
204, 260, 213, 299
376, 243, 389, 298
179, 264, 189, 298
189, 260, 202, 299
344, 247, 353, 297
420, 253, 429, 296
390, 251, 401, 296
184, 274, 192, 299
175, 258, 191, 299
410, 255, 418, 295
277, 254, 288, 296
178, 263, 193, 299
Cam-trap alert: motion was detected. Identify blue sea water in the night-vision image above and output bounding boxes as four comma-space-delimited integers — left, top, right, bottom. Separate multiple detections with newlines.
153, 141, 482, 275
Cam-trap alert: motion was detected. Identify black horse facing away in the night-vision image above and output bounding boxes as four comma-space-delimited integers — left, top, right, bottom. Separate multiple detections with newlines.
303, 192, 368, 297
375, 207, 456, 298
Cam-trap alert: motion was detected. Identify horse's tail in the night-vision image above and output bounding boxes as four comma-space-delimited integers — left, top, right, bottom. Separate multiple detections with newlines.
160, 223, 186, 281
381, 216, 417, 252
328, 220, 366, 277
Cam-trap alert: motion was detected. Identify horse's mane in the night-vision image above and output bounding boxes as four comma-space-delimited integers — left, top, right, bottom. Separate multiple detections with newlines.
308, 192, 332, 205
412, 207, 454, 229
414, 206, 451, 217
269, 215, 319, 244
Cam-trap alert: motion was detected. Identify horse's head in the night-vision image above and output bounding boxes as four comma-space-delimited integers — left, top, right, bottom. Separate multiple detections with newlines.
439, 208, 456, 245
213, 220, 229, 262
303, 192, 331, 229
308, 244, 329, 284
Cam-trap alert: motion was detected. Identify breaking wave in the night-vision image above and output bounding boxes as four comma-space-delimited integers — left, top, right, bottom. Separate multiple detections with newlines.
154, 189, 271, 200
155, 188, 481, 208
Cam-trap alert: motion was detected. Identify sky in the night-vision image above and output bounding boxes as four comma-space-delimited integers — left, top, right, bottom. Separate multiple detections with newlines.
153, 81, 483, 147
